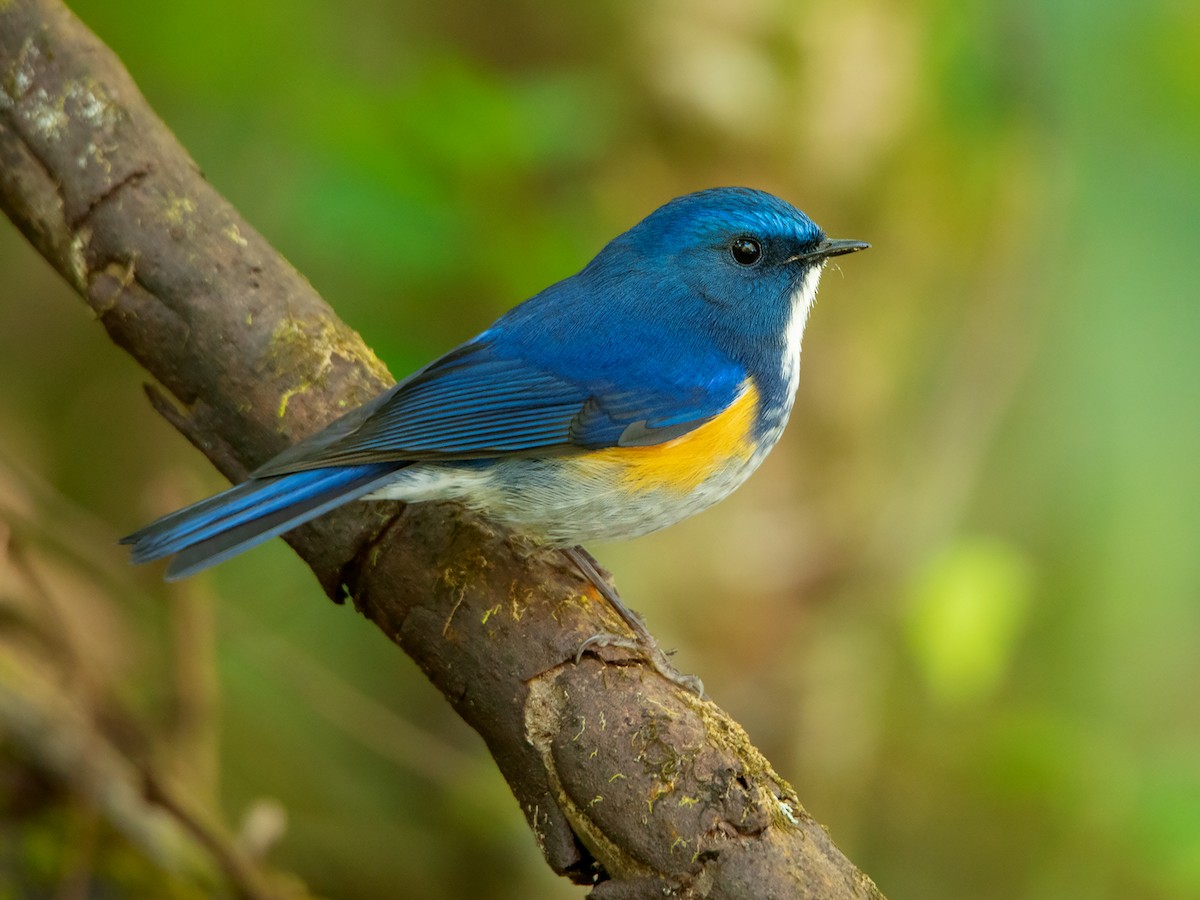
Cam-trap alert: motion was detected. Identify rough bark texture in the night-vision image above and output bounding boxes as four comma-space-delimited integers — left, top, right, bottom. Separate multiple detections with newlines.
0, 2, 885, 896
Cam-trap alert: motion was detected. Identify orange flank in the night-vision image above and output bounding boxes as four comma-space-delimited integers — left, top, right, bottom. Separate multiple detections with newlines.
577, 382, 760, 493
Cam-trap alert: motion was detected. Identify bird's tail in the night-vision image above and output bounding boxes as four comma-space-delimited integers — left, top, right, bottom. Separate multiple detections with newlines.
120, 463, 403, 580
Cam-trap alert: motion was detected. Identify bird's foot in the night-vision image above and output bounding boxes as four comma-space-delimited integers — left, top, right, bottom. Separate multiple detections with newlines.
563, 546, 704, 696
575, 632, 705, 695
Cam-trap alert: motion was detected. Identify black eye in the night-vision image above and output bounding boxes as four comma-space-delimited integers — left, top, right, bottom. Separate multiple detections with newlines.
730, 237, 762, 266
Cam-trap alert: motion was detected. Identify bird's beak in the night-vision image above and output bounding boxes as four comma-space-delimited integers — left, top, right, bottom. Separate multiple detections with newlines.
789, 238, 870, 264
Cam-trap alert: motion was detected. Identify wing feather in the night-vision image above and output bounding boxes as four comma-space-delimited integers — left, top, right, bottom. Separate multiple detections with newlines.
257, 338, 747, 473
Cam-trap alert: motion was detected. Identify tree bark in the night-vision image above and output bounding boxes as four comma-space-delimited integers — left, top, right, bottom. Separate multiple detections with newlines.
0, 2, 885, 896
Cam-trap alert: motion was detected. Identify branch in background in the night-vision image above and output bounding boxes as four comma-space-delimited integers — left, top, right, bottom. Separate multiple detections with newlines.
0, 523, 312, 900
0, 1, 884, 896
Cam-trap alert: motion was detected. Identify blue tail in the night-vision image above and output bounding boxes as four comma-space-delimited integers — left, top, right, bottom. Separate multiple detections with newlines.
120, 463, 403, 580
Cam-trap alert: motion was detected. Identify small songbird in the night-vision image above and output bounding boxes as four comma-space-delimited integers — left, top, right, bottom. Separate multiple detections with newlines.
123, 187, 867, 672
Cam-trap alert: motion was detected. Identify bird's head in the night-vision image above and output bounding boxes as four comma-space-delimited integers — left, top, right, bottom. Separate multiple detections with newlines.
593, 187, 868, 345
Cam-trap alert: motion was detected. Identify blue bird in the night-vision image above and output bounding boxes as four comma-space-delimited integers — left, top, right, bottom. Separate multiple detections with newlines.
122, 187, 867, 678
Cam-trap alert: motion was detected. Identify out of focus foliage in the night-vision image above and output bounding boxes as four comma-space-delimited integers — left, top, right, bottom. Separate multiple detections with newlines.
1, 0, 1197, 897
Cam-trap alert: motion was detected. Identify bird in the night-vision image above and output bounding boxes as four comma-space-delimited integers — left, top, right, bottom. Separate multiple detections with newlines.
122, 187, 867, 683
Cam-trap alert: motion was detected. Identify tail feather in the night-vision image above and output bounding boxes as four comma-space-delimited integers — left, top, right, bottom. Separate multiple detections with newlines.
121, 463, 403, 578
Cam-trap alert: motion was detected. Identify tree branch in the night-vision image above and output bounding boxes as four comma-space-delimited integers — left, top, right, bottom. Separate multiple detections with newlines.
0, 2, 884, 896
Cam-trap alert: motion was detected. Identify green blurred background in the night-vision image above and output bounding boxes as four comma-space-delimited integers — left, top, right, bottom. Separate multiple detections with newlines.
1, 0, 1198, 897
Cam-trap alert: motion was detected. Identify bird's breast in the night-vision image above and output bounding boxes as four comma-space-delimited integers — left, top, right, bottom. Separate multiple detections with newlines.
577, 381, 762, 494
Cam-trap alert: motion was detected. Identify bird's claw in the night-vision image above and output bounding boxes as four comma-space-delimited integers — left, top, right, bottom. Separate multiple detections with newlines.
575, 631, 704, 696
563, 545, 704, 695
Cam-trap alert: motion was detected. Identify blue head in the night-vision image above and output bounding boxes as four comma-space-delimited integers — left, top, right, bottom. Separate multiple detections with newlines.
586, 187, 868, 350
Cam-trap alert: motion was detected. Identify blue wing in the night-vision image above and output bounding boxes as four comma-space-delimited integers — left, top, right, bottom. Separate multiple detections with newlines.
255, 332, 748, 474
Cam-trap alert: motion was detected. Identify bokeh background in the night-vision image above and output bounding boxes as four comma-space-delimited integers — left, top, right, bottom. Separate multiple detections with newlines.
2, 0, 1198, 897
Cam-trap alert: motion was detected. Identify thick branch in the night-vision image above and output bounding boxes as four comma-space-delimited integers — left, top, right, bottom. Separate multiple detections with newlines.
0, 2, 884, 897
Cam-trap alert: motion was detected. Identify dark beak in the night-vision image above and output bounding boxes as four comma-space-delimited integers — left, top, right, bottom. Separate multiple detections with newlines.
790, 238, 870, 264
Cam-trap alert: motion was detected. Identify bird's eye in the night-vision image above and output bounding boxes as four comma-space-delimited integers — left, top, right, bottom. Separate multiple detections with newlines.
730, 237, 762, 266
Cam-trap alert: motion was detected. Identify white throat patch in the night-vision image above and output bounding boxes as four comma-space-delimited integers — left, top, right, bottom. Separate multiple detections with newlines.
782, 265, 824, 399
